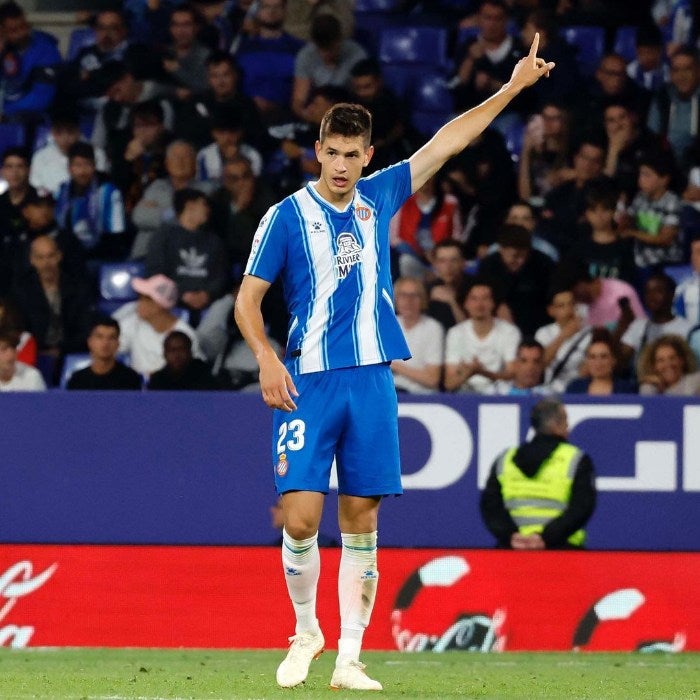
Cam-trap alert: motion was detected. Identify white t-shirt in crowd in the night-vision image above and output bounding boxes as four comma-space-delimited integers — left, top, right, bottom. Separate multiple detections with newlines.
0, 362, 46, 391
535, 323, 592, 394
395, 314, 445, 394
445, 318, 521, 393
622, 316, 694, 352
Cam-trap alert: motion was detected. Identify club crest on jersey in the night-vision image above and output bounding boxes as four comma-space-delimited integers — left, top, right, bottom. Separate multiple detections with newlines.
355, 205, 371, 221
335, 232, 362, 279
276, 453, 288, 476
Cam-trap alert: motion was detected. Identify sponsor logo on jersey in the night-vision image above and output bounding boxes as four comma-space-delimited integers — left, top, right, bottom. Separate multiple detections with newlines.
335, 232, 362, 279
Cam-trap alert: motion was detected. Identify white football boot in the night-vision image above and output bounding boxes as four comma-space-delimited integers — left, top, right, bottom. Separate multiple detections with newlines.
330, 660, 383, 691
276, 629, 325, 688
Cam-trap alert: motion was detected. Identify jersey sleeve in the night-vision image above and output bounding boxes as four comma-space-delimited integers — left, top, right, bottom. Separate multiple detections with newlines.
244, 204, 287, 283
361, 161, 412, 218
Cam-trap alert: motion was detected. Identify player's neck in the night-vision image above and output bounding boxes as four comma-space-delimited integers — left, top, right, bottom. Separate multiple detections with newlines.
312, 181, 354, 210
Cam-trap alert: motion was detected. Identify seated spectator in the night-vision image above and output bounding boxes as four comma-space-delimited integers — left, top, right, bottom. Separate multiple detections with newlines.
56, 143, 126, 262
147, 329, 220, 390
145, 188, 227, 316
30, 108, 108, 197
426, 239, 471, 331
391, 277, 444, 394
626, 23, 668, 94
124, 0, 179, 47
620, 270, 693, 370
390, 171, 462, 279
674, 235, 700, 324
535, 287, 591, 394
444, 277, 521, 394
349, 58, 407, 173
291, 13, 366, 118
196, 107, 263, 183
66, 317, 143, 390
112, 274, 202, 376
619, 149, 684, 271
637, 333, 700, 395
681, 143, 700, 245
566, 329, 637, 395
0, 327, 45, 391
488, 338, 549, 396
163, 4, 211, 94
0, 295, 36, 365
209, 154, 276, 271
478, 224, 554, 336
283, 0, 354, 43
0, 1, 60, 124
130, 140, 213, 260
234, 0, 304, 123
0, 147, 35, 295
567, 179, 636, 283
11, 235, 92, 381
518, 100, 572, 206
501, 201, 558, 261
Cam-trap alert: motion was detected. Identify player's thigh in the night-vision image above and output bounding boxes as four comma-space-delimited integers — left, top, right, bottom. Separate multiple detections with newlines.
336, 364, 402, 497
272, 370, 344, 494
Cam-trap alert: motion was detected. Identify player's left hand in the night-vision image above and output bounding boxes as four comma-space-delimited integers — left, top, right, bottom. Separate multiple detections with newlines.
259, 353, 298, 412
508, 33, 556, 92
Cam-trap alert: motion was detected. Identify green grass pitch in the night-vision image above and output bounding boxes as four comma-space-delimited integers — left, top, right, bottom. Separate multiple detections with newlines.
0, 649, 698, 699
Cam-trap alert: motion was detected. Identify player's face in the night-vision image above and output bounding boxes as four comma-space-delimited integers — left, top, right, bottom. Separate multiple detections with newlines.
314, 134, 373, 205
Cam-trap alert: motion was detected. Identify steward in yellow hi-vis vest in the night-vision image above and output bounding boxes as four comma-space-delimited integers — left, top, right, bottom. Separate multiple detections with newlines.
480, 398, 596, 549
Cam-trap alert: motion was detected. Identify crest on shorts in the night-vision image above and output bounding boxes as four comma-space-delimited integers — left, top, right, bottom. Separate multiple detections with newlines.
276, 453, 288, 476
335, 232, 362, 279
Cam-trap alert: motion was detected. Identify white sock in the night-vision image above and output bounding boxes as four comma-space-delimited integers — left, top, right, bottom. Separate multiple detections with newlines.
281, 528, 321, 635
337, 531, 378, 665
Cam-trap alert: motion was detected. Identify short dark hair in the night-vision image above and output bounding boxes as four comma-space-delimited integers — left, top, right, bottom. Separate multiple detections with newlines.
49, 106, 80, 130
584, 178, 619, 211
0, 1, 24, 23
310, 13, 342, 49
517, 338, 544, 355
131, 99, 165, 125
1, 146, 30, 165
319, 103, 372, 146
206, 50, 239, 73
89, 316, 120, 336
173, 187, 208, 216
530, 398, 565, 434
459, 274, 499, 307
645, 268, 676, 296
635, 23, 663, 49
170, 3, 199, 23
0, 326, 20, 347
639, 149, 676, 178
68, 141, 95, 163
497, 224, 532, 250
350, 58, 382, 79
670, 44, 700, 64
164, 329, 192, 350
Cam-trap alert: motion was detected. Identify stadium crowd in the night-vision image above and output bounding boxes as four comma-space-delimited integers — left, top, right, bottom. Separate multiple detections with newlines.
0, 0, 699, 394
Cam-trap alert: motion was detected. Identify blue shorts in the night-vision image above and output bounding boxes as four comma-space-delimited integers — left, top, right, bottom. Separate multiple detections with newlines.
272, 364, 403, 497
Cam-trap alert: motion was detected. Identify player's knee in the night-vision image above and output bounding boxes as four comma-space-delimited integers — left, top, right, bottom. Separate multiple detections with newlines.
284, 516, 319, 541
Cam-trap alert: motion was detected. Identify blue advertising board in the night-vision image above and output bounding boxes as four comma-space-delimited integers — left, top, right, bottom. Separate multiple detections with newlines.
0, 393, 698, 550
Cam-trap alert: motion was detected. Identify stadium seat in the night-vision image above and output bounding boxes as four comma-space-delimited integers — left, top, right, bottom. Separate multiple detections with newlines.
0, 123, 25, 153
98, 261, 145, 314
664, 263, 693, 286
379, 26, 450, 71
380, 64, 424, 101
560, 25, 605, 77
67, 27, 95, 61
410, 72, 454, 137
59, 353, 92, 388
32, 124, 51, 152
355, 0, 403, 11
503, 119, 525, 163
613, 26, 637, 63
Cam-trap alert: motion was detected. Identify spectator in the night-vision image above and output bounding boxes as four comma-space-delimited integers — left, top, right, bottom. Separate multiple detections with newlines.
209, 154, 276, 271
196, 106, 263, 183
124, 0, 179, 47
536, 287, 591, 394
637, 333, 700, 395
0, 327, 45, 391
0, 1, 60, 123
0, 147, 35, 295
620, 270, 693, 368
390, 171, 463, 278
647, 45, 700, 169
234, 0, 304, 123
29, 107, 108, 198
291, 13, 366, 118
478, 224, 554, 336
55, 142, 126, 262
391, 277, 444, 395
626, 23, 668, 94
539, 138, 607, 256
66, 317, 143, 390
566, 328, 637, 395
145, 188, 228, 314
11, 234, 92, 373
652, 0, 694, 54
619, 149, 684, 271
518, 100, 572, 206
502, 200, 558, 261
163, 4, 211, 94
674, 235, 700, 324
196, 283, 284, 390
425, 239, 471, 330
130, 140, 213, 260
567, 179, 636, 283
283, 0, 354, 42
112, 273, 202, 376
0, 295, 36, 365
488, 338, 549, 396
444, 277, 521, 394
480, 398, 596, 549
147, 329, 220, 389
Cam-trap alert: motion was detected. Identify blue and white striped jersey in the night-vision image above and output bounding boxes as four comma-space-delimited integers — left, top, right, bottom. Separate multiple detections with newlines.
245, 160, 412, 374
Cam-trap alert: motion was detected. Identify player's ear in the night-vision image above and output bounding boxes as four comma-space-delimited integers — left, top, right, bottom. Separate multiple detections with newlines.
363, 145, 374, 168
314, 140, 322, 162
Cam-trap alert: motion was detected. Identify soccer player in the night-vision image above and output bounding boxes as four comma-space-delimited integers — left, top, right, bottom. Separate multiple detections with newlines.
234, 34, 554, 691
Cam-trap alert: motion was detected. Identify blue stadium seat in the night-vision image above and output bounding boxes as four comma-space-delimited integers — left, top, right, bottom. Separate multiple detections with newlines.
614, 26, 637, 63
98, 261, 145, 313
410, 73, 454, 138
67, 27, 95, 61
59, 353, 91, 388
0, 123, 25, 152
380, 64, 424, 101
560, 25, 605, 77
355, 0, 403, 11
32, 124, 51, 152
503, 119, 525, 164
664, 263, 693, 286
379, 26, 450, 70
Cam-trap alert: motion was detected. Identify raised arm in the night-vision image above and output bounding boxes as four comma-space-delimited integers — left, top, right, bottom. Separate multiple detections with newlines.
234, 274, 298, 412
409, 33, 555, 193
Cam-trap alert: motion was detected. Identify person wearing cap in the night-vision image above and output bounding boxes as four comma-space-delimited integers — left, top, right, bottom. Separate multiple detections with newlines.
0, 326, 46, 391
112, 273, 203, 376
195, 106, 263, 184
480, 398, 596, 549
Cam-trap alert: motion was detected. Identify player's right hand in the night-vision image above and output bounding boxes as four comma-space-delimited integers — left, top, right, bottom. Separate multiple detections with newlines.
259, 354, 298, 412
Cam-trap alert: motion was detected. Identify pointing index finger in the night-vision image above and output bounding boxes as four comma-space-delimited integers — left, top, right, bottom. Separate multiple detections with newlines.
530, 31, 540, 64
